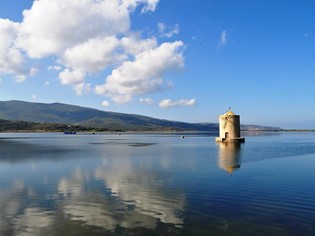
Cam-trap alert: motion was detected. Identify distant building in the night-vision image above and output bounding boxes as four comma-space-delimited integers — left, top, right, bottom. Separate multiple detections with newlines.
215, 109, 245, 143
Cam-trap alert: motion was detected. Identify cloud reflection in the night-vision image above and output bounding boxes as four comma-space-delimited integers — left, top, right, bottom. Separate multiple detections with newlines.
0, 135, 186, 234
94, 158, 184, 227
63, 202, 117, 231
0, 187, 54, 236
13, 208, 54, 236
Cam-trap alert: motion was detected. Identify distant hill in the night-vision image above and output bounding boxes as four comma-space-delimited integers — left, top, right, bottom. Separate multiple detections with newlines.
0, 100, 281, 132
0, 119, 82, 132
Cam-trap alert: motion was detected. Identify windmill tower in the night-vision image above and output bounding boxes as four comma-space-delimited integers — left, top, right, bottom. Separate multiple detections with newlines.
215, 109, 245, 143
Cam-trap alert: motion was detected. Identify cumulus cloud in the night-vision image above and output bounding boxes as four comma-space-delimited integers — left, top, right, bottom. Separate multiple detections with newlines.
111, 94, 132, 105
139, 97, 153, 105
59, 69, 85, 85
121, 36, 157, 57
0, 0, 160, 75
218, 30, 227, 48
159, 98, 196, 109
0, 0, 188, 105
59, 68, 91, 95
61, 36, 123, 73
95, 41, 184, 103
0, 19, 29, 77
16, 0, 134, 58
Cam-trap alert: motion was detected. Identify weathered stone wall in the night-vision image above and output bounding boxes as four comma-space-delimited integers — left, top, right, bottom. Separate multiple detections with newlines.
216, 110, 244, 143
219, 114, 241, 139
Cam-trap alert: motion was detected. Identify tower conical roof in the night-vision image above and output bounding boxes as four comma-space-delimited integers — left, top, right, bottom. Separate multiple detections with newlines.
224, 110, 235, 116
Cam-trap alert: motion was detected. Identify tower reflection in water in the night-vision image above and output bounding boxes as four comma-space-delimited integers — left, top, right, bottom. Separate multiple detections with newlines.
217, 142, 242, 174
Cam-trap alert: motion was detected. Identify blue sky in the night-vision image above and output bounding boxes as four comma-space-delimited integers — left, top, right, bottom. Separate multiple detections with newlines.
0, 0, 314, 129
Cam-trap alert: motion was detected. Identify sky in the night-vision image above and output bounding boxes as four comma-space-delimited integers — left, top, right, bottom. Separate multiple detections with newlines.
0, 0, 315, 129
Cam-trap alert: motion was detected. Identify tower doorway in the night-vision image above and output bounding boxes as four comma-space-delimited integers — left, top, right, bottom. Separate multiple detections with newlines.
225, 132, 229, 140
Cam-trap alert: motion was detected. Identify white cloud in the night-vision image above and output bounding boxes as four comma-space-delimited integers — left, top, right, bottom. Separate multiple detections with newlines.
48, 65, 62, 71
61, 36, 122, 73
0, 19, 29, 77
157, 22, 166, 33
32, 94, 37, 100
0, 0, 160, 75
16, 0, 131, 58
139, 97, 153, 105
15, 75, 26, 83
30, 67, 38, 76
95, 41, 184, 104
218, 30, 227, 48
159, 98, 196, 109
121, 36, 157, 57
158, 22, 180, 38
139, 0, 159, 13
59, 69, 85, 85
112, 94, 132, 105
73, 82, 91, 96
15, 0, 159, 58
44, 81, 50, 86
59, 69, 92, 95
102, 100, 110, 107
0, 0, 189, 104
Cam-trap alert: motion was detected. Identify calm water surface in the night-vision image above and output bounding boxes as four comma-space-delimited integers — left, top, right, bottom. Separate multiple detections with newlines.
0, 132, 314, 235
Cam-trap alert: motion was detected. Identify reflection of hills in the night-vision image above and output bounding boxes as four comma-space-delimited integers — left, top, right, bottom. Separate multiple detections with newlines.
0, 138, 83, 162
218, 143, 241, 174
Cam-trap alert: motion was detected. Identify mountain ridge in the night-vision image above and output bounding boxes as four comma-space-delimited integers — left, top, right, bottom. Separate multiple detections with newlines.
0, 100, 282, 131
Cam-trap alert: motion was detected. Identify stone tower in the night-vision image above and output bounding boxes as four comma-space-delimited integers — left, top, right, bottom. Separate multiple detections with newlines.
215, 109, 245, 143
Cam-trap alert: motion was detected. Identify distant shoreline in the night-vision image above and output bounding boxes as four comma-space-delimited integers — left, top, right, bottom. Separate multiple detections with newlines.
278, 129, 315, 132
1, 129, 315, 134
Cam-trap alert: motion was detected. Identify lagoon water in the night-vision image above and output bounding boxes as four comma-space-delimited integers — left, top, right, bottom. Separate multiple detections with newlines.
0, 132, 314, 235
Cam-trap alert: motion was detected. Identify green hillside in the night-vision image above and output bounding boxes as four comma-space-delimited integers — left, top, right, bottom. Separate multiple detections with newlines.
0, 100, 281, 131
